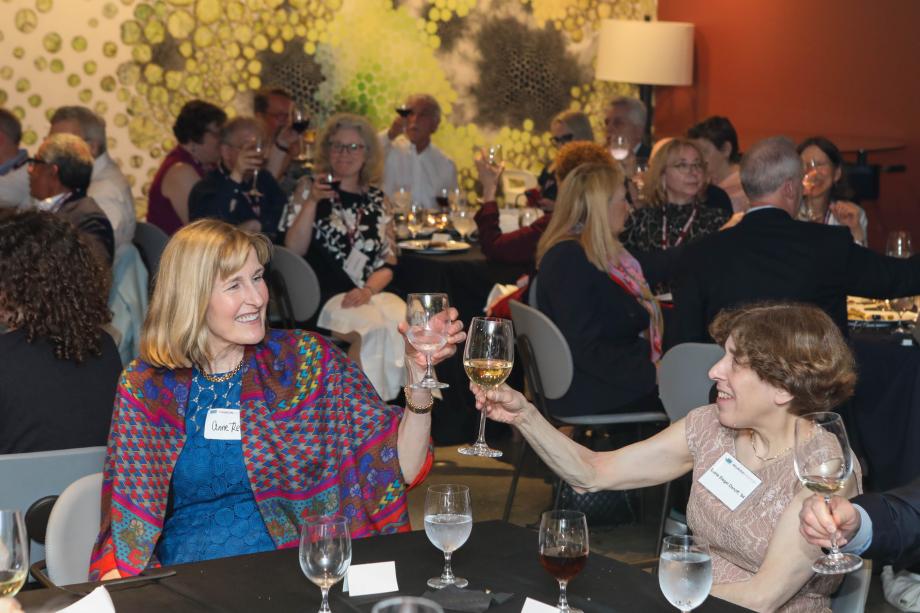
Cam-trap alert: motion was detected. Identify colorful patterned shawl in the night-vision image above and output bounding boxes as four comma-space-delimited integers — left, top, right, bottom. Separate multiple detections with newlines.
90, 329, 430, 579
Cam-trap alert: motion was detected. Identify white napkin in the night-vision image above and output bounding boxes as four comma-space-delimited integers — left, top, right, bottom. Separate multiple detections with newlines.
318, 292, 407, 401
343, 561, 399, 597
56, 586, 115, 613
520, 597, 559, 613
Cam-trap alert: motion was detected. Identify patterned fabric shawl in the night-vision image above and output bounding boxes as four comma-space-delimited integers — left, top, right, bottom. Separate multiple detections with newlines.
90, 329, 429, 578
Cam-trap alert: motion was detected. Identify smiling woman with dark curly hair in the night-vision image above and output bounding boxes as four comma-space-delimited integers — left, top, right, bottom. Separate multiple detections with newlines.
0, 209, 122, 453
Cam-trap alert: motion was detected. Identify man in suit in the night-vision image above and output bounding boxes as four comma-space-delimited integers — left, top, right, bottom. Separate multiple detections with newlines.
671, 136, 920, 343
604, 96, 652, 162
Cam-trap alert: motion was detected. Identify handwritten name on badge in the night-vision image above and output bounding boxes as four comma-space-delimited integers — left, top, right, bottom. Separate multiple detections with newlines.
204, 408, 242, 441
698, 452, 762, 511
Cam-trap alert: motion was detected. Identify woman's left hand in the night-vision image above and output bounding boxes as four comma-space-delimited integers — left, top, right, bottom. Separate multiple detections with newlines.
398, 307, 466, 369
342, 287, 373, 308
829, 201, 865, 243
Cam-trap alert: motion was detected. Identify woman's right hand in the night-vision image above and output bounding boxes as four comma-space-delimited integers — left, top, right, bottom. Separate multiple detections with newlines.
297, 176, 336, 208
470, 383, 534, 424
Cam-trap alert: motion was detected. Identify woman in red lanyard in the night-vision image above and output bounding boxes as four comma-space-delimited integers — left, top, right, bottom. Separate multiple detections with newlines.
533, 162, 664, 417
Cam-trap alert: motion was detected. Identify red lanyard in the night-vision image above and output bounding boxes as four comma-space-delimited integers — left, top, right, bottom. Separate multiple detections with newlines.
661, 205, 697, 249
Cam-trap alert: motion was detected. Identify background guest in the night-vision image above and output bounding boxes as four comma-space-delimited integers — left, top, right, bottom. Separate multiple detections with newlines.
0, 209, 121, 454
537, 110, 595, 203
188, 117, 285, 243
147, 100, 226, 235
49, 106, 136, 249
28, 133, 114, 266
381, 93, 457, 209
604, 96, 651, 170
687, 115, 749, 212
0, 109, 30, 210
253, 86, 304, 191
798, 136, 868, 245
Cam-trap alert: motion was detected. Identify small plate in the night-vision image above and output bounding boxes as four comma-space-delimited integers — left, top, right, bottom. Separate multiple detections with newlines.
398, 240, 471, 254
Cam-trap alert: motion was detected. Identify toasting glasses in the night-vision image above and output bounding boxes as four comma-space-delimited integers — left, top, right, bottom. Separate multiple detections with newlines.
406, 293, 451, 389
459, 317, 513, 458
300, 515, 352, 613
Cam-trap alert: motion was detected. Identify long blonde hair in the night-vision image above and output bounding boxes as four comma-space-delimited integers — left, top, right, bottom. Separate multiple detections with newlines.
141, 219, 272, 370
642, 138, 707, 207
536, 163, 625, 272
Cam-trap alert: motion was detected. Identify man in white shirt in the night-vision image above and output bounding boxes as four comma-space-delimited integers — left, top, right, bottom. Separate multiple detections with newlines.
49, 106, 136, 248
0, 109, 31, 210
381, 94, 457, 209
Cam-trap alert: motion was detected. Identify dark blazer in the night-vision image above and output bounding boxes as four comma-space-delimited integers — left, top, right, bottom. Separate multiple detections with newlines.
672, 207, 920, 343
188, 166, 285, 243
536, 240, 656, 416
59, 193, 115, 266
855, 479, 920, 570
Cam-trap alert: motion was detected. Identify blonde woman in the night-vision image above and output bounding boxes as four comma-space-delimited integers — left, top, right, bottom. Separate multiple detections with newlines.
90, 220, 464, 579
534, 162, 663, 417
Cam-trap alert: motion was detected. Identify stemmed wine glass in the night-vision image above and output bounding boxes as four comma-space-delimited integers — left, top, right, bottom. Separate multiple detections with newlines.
247, 136, 265, 199
886, 231, 913, 258
406, 203, 425, 240
300, 515, 352, 613
609, 135, 630, 161
486, 144, 503, 167
450, 207, 475, 242
658, 536, 713, 612
406, 293, 451, 389
0, 510, 28, 598
292, 107, 311, 163
888, 296, 915, 335
793, 412, 863, 574
459, 317, 514, 458
539, 510, 589, 613
372, 597, 444, 613
424, 484, 473, 589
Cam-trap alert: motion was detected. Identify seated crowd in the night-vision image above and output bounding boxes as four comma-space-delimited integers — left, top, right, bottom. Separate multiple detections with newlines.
3, 87, 920, 613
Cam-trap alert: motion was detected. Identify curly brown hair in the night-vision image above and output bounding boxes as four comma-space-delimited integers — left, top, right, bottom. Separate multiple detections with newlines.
553, 142, 615, 183
0, 209, 111, 362
709, 303, 856, 415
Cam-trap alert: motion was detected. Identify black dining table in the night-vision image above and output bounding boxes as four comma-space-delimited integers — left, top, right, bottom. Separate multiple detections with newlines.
393, 245, 529, 445
18, 521, 750, 612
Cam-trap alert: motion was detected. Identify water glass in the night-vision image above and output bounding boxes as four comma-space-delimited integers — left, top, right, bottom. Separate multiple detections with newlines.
886, 231, 913, 258
459, 317, 514, 458
609, 135, 630, 161
450, 206, 476, 241
424, 484, 473, 589
658, 536, 712, 612
0, 510, 27, 598
406, 293, 451, 389
518, 208, 541, 228
539, 510, 589, 613
372, 596, 444, 613
300, 515, 352, 613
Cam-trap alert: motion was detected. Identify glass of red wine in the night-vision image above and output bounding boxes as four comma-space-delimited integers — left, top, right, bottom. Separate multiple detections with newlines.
396, 103, 412, 118
292, 108, 310, 162
539, 510, 588, 613
324, 172, 341, 205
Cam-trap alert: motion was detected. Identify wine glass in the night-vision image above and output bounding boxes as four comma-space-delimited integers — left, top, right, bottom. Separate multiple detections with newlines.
793, 412, 862, 574
449, 206, 475, 242
436, 187, 450, 212
609, 135, 630, 161
447, 187, 465, 211
0, 510, 28, 598
395, 102, 412, 119
323, 172, 341, 207
393, 186, 412, 213
886, 231, 913, 258
888, 296, 915, 334
406, 293, 451, 389
372, 596, 444, 613
292, 108, 311, 162
406, 202, 425, 240
519, 208, 540, 228
486, 144, 503, 167
539, 510, 589, 613
458, 317, 514, 458
300, 515, 352, 613
424, 484, 473, 589
247, 136, 265, 199
658, 535, 713, 612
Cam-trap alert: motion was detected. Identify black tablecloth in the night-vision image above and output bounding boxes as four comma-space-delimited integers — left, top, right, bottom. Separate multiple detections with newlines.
18, 521, 750, 612
393, 246, 529, 445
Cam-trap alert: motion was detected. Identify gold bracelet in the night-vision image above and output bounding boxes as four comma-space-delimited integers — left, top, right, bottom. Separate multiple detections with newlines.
404, 385, 434, 414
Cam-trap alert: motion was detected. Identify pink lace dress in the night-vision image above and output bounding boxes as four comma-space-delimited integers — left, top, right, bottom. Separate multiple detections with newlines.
685, 405, 861, 613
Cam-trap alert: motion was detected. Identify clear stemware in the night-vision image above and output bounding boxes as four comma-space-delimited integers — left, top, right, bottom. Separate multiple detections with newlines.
0, 510, 28, 598
406, 293, 451, 389
609, 135, 630, 161
793, 412, 863, 574
886, 231, 913, 258
449, 206, 475, 242
300, 515, 352, 613
539, 510, 589, 613
458, 317, 514, 458
424, 484, 473, 589
658, 535, 713, 612
247, 136, 265, 199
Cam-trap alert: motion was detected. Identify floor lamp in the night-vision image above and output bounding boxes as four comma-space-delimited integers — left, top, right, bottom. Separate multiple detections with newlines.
595, 19, 694, 149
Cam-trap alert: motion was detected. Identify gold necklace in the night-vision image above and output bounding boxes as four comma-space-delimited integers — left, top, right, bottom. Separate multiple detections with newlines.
749, 430, 791, 462
200, 357, 244, 383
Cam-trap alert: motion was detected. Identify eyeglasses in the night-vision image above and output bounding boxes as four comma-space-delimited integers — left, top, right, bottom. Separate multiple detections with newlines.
670, 162, 704, 175
330, 142, 366, 155
550, 133, 574, 146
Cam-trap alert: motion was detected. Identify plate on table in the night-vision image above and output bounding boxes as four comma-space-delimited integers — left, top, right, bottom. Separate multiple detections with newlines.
398, 239, 471, 254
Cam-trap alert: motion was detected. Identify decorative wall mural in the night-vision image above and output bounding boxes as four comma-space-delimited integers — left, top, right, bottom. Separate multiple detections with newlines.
0, 0, 654, 216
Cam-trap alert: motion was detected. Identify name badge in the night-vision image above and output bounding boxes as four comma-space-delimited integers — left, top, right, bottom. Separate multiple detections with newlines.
204, 408, 242, 441
343, 248, 369, 287
698, 452, 761, 510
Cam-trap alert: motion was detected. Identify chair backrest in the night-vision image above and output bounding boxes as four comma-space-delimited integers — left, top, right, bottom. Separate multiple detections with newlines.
44, 473, 103, 586
132, 221, 169, 289
0, 446, 106, 564
269, 245, 321, 325
509, 300, 573, 400
108, 243, 150, 364
657, 343, 724, 422
830, 562, 871, 612
501, 168, 539, 206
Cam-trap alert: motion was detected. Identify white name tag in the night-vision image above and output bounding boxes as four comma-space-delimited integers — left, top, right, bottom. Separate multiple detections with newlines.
204, 408, 242, 441
343, 248, 369, 286
698, 452, 762, 510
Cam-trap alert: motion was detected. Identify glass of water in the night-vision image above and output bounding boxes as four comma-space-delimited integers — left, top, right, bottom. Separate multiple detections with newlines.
658, 535, 712, 612
424, 484, 473, 589
406, 293, 451, 389
450, 206, 476, 241
372, 596, 444, 613
300, 515, 352, 613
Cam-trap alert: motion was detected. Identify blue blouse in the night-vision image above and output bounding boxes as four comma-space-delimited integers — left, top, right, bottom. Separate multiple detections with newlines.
155, 369, 275, 565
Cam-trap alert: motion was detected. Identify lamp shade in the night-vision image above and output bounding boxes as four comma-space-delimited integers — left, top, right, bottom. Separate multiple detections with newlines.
595, 19, 694, 86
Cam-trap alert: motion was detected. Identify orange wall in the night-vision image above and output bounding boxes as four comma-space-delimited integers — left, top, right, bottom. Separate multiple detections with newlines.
656, 0, 920, 250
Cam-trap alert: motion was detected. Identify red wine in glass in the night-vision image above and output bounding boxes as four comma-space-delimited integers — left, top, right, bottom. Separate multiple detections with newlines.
396, 105, 411, 118
292, 119, 310, 134
539, 547, 588, 582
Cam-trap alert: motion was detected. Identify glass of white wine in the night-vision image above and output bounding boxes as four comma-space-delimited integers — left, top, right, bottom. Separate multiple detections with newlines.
300, 515, 352, 613
424, 484, 473, 589
450, 206, 476, 242
609, 135, 630, 161
0, 510, 27, 598
793, 412, 862, 574
459, 317, 514, 458
658, 535, 712, 612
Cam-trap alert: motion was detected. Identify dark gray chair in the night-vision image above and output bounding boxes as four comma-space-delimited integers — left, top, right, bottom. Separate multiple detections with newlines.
267, 245, 321, 328
132, 221, 169, 293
